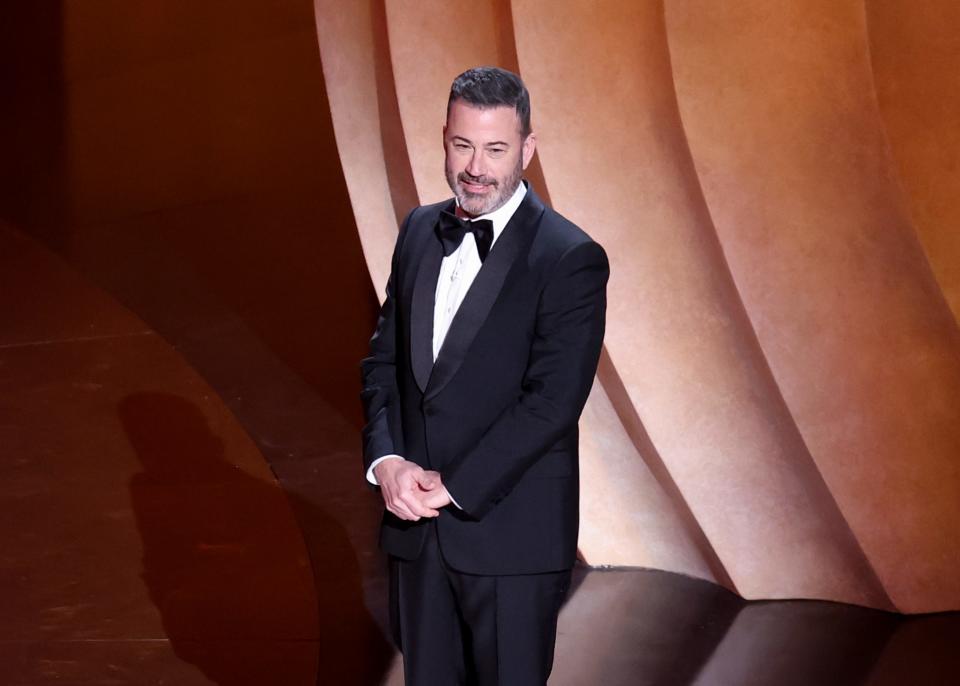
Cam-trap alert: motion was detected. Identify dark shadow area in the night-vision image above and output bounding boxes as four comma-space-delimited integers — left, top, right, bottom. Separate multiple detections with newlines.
554, 568, 960, 686
0, 2, 68, 251
555, 566, 742, 685
690, 599, 896, 685
121, 392, 392, 685
864, 612, 960, 685
0, 0, 377, 429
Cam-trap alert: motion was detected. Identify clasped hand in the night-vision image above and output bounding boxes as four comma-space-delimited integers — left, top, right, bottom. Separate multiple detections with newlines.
373, 459, 452, 521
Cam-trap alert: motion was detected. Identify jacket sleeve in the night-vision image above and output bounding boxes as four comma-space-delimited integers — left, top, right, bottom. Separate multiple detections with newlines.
359, 211, 413, 480
442, 239, 609, 519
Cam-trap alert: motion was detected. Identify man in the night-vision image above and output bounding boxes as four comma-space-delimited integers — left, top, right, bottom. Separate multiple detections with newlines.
360, 66, 608, 685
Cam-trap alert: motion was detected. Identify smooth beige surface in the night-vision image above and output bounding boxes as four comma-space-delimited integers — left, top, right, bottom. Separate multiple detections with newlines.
667, 0, 960, 612
580, 358, 716, 578
314, 0, 418, 294
512, 0, 887, 606
866, 0, 960, 321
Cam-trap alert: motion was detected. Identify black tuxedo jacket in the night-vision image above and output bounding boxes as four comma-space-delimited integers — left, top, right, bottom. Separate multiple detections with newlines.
360, 184, 608, 575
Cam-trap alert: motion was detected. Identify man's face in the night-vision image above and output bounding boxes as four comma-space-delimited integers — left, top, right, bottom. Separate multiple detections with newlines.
444, 100, 536, 217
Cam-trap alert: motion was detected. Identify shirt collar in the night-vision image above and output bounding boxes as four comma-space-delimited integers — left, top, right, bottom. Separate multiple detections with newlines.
457, 180, 528, 246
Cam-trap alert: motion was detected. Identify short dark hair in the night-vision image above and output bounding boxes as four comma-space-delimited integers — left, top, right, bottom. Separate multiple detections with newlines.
447, 66, 531, 138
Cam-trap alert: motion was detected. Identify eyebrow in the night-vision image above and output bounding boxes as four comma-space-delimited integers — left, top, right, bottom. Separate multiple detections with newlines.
452, 135, 511, 148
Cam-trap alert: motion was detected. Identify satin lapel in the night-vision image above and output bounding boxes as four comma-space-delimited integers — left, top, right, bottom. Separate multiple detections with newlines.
425, 189, 545, 401
410, 223, 444, 395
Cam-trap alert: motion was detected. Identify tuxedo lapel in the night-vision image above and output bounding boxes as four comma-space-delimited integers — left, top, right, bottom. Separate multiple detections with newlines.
410, 210, 446, 394
423, 188, 545, 401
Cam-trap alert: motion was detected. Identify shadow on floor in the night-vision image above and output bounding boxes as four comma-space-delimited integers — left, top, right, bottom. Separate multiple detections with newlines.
121, 392, 393, 685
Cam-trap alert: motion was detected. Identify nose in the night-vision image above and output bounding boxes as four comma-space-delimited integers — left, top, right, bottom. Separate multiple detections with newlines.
465, 149, 486, 178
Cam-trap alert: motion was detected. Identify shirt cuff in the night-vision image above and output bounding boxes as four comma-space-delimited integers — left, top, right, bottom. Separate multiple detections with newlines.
444, 486, 462, 510
367, 454, 404, 485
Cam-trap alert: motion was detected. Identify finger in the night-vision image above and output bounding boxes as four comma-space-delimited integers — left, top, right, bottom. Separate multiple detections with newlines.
400, 491, 439, 518
416, 470, 441, 490
418, 477, 439, 491
420, 491, 450, 510
402, 493, 438, 518
387, 503, 419, 521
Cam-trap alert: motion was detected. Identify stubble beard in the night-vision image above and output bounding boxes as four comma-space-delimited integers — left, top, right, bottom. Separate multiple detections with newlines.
446, 155, 524, 217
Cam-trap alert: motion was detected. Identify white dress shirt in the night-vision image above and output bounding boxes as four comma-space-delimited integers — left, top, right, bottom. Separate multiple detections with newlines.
366, 181, 529, 494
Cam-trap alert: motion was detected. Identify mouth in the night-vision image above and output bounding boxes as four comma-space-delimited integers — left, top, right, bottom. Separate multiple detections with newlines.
459, 177, 495, 194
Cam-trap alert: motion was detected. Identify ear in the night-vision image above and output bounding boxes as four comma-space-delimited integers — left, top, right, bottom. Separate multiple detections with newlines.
521, 131, 537, 170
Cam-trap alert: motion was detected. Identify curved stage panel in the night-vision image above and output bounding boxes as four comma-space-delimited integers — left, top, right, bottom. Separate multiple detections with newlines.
511, 0, 888, 607
313, 0, 419, 293
666, 0, 960, 614
866, 0, 960, 322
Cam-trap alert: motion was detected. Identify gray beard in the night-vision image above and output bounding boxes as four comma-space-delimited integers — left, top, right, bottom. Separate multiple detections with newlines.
447, 158, 524, 216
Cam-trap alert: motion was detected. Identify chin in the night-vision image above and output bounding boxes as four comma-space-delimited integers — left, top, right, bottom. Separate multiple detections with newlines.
462, 200, 488, 215
457, 196, 486, 215
460, 191, 504, 216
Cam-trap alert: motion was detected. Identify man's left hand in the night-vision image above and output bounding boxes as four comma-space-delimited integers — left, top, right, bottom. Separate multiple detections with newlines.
416, 470, 453, 509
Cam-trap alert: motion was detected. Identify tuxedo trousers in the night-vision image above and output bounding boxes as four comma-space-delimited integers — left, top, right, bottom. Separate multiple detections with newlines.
389, 520, 572, 686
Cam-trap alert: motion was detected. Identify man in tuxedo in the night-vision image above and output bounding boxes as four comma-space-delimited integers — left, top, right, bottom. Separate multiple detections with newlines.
360, 66, 609, 685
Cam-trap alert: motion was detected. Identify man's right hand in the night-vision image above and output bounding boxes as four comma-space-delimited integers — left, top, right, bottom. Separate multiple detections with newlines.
373, 459, 441, 521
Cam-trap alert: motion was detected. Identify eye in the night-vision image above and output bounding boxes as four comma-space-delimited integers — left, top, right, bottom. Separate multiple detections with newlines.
488, 148, 506, 156
454, 143, 471, 151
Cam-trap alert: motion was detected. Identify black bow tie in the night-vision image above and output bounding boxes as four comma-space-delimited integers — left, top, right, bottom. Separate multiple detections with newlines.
436, 211, 495, 262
